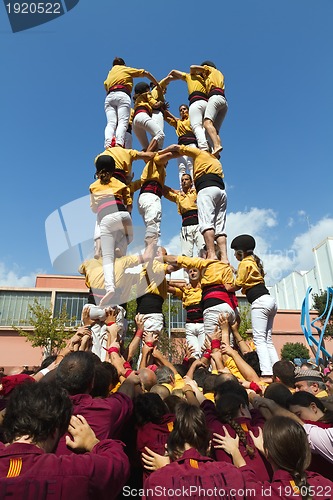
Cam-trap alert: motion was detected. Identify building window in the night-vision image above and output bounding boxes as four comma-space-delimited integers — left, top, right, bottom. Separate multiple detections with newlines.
53, 292, 89, 326
166, 295, 186, 329
0, 291, 52, 327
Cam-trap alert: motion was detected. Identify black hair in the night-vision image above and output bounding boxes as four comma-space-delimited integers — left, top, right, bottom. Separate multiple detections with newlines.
90, 362, 118, 398
243, 351, 261, 377
264, 382, 292, 409
164, 395, 183, 414
173, 363, 188, 378
215, 380, 249, 405
215, 393, 255, 458
113, 57, 125, 66
39, 355, 57, 370
134, 81, 150, 98
273, 360, 296, 388
95, 155, 116, 185
167, 401, 210, 461
134, 393, 169, 427
193, 366, 210, 388
203, 374, 218, 394
181, 173, 192, 182
55, 351, 96, 396
3, 382, 72, 444
201, 60, 216, 68
263, 417, 312, 500
287, 391, 333, 424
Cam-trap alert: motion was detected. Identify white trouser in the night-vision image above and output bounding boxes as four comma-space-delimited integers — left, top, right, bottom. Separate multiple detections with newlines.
104, 91, 131, 148
152, 110, 165, 142
91, 323, 107, 361
197, 186, 227, 235
135, 312, 164, 369
133, 112, 165, 150
185, 323, 205, 358
180, 224, 205, 257
82, 304, 127, 361
124, 131, 133, 149
251, 295, 279, 376
138, 192, 162, 239
177, 143, 195, 187
204, 95, 228, 131
203, 303, 236, 337
94, 220, 101, 240
99, 211, 132, 292
141, 313, 164, 332
189, 100, 208, 150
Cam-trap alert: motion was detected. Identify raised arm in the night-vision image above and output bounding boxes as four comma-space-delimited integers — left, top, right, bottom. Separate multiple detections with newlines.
163, 109, 178, 128
167, 69, 185, 80
221, 343, 261, 384
143, 70, 160, 88
190, 65, 206, 75
163, 185, 179, 203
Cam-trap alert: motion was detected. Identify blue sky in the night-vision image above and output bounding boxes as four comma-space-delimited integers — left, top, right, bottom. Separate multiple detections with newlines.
0, 0, 332, 287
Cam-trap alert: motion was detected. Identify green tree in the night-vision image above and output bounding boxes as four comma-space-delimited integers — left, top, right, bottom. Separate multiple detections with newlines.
238, 304, 252, 339
280, 342, 310, 362
312, 289, 333, 337
14, 300, 76, 356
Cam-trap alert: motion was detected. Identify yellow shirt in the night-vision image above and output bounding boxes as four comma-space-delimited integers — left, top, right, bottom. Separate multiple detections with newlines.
234, 256, 265, 295
150, 78, 168, 102
79, 255, 142, 290
104, 65, 145, 92
162, 374, 185, 393
89, 178, 132, 212
140, 155, 166, 186
78, 258, 104, 289
178, 146, 223, 181
134, 92, 158, 115
317, 389, 329, 398
174, 284, 202, 308
204, 392, 215, 402
94, 147, 140, 175
164, 187, 198, 216
224, 357, 245, 381
137, 260, 169, 299
165, 116, 193, 137
177, 256, 234, 288
203, 65, 225, 92
182, 72, 207, 95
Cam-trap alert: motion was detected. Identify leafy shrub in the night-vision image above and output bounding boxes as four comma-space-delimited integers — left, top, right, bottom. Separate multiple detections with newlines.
280, 342, 310, 362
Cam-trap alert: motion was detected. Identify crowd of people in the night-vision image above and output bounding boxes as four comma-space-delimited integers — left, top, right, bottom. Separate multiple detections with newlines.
1, 57, 333, 499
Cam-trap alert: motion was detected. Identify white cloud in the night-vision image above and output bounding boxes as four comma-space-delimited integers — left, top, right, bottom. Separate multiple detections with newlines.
287, 217, 294, 228
161, 208, 333, 288
161, 233, 181, 255
226, 207, 278, 257
291, 217, 333, 271
0, 262, 39, 287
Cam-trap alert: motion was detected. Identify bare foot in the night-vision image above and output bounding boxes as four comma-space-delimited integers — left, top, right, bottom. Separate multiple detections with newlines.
212, 146, 223, 157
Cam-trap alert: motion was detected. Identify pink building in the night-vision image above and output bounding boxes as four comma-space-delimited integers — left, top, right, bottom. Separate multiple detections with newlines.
0, 275, 330, 371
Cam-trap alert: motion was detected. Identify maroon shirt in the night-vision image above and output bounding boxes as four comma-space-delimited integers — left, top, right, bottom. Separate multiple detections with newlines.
144, 448, 246, 500
201, 400, 271, 481
241, 466, 333, 499
136, 413, 175, 479
56, 392, 133, 456
0, 440, 130, 500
